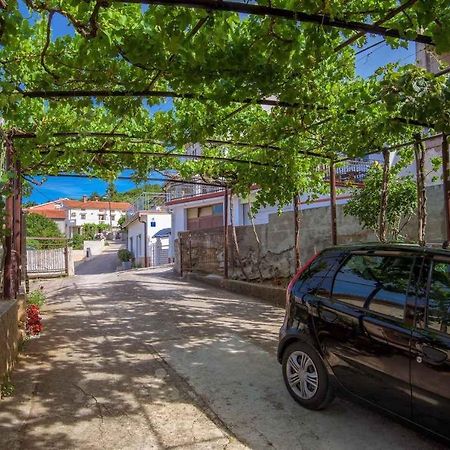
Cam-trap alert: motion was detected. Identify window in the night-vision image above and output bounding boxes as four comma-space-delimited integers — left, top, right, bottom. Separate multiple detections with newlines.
80, 213, 86, 220
71, 212, 76, 218
292, 251, 341, 299
332, 254, 413, 319
111, 214, 115, 221
212, 204, 223, 216
427, 260, 450, 335
98, 214, 106, 221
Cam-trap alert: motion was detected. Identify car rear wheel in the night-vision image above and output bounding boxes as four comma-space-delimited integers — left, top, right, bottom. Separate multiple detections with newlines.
282, 341, 334, 410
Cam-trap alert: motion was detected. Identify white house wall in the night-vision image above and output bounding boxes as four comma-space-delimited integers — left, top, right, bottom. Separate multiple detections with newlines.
126, 213, 172, 265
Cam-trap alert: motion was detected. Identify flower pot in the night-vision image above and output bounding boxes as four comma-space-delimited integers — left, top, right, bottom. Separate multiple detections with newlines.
122, 261, 132, 270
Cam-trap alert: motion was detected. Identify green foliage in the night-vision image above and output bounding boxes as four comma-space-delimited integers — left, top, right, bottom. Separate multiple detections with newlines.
118, 248, 133, 262
27, 288, 46, 307
1, 377, 14, 398
344, 162, 417, 241
26, 213, 64, 249
70, 234, 84, 250
80, 223, 110, 240
117, 215, 126, 228
0, 2, 449, 213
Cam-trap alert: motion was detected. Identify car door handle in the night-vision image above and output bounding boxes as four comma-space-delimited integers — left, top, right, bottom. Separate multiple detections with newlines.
420, 345, 448, 365
320, 310, 337, 323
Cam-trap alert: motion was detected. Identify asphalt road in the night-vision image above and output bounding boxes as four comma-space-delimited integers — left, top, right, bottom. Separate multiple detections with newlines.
0, 268, 444, 449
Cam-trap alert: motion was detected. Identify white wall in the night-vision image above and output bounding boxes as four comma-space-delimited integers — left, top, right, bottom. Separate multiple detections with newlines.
126, 213, 172, 265
67, 208, 127, 228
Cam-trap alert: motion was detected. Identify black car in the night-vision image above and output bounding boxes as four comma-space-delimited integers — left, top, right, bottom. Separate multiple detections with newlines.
278, 244, 450, 441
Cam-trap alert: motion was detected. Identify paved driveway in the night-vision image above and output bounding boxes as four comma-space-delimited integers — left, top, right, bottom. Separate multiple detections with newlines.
0, 268, 444, 449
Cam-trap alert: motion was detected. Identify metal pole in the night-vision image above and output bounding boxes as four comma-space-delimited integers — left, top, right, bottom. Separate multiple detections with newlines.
109, 199, 112, 234
223, 187, 229, 279
293, 194, 301, 270
379, 148, 390, 242
442, 134, 450, 244
330, 162, 337, 245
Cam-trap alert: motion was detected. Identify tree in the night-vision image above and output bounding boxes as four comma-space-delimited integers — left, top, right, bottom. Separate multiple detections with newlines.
26, 213, 64, 249
344, 163, 417, 242
105, 181, 118, 200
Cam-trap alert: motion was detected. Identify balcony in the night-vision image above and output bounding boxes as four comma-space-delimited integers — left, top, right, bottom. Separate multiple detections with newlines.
322, 159, 373, 185
165, 182, 225, 203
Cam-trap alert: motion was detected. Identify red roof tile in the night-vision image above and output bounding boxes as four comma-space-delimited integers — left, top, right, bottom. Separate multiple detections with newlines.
29, 209, 66, 220
62, 200, 131, 210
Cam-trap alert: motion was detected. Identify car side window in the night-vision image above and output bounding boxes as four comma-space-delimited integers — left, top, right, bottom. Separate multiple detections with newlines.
332, 254, 413, 320
332, 254, 381, 308
427, 261, 450, 335
366, 256, 413, 320
292, 251, 341, 298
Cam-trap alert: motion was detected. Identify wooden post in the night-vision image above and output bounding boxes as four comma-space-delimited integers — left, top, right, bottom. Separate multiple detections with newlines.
293, 194, 301, 270
13, 157, 22, 294
64, 245, 69, 276
3, 133, 15, 299
330, 162, 337, 245
379, 148, 390, 242
442, 134, 450, 244
179, 235, 183, 277
223, 187, 229, 279
414, 134, 427, 246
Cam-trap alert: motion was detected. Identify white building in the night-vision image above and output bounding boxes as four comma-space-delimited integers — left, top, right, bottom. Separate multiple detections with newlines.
27, 197, 131, 237
123, 210, 172, 267
27, 198, 68, 234
63, 197, 131, 237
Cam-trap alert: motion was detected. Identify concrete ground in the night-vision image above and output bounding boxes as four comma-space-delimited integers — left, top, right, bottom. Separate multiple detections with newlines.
75, 242, 124, 275
0, 268, 444, 450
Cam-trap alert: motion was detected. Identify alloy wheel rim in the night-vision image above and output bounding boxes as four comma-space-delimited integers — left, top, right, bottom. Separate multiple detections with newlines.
286, 351, 319, 400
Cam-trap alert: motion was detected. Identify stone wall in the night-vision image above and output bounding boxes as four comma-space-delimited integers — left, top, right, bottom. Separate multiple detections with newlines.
176, 186, 446, 282
0, 296, 25, 384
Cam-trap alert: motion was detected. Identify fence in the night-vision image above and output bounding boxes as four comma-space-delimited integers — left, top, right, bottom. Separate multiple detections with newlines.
26, 248, 67, 276
178, 228, 225, 276
176, 185, 446, 283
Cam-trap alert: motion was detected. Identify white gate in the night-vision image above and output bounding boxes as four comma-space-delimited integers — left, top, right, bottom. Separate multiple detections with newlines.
27, 248, 66, 276
149, 238, 170, 267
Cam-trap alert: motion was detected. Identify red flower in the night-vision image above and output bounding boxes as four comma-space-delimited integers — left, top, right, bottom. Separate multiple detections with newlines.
26, 305, 43, 336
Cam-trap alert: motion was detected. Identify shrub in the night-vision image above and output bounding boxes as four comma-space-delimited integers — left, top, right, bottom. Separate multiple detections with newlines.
118, 249, 133, 262
27, 288, 46, 307
70, 234, 84, 250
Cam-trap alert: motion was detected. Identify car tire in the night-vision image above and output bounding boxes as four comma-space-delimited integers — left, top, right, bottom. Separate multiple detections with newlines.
282, 341, 334, 410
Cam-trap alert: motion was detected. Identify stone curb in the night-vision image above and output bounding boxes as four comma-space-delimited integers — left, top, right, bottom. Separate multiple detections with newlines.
182, 272, 286, 309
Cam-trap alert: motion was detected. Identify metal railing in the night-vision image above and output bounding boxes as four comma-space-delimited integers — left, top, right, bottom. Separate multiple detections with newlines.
165, 182, 225, 202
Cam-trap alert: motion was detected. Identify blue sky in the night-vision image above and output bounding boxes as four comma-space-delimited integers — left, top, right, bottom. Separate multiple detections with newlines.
22, 2, 416, 203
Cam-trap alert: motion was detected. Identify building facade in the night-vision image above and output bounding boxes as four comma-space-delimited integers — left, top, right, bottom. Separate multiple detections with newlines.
63, 197, 131, 237
27, 197, 131, 238
123, 210, 172, 267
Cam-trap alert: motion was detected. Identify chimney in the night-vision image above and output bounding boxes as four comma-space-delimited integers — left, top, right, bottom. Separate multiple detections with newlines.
82, 195, 87, 203
94, 196, 99, 202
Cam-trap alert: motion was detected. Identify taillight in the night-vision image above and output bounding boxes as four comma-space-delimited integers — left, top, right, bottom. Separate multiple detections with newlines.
286, 252, 320, 308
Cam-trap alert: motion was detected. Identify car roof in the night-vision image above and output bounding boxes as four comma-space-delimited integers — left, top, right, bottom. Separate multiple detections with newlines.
324, 242, 450, 258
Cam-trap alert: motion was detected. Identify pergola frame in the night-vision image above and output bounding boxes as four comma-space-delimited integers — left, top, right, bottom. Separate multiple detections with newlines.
1, 0, 449, 298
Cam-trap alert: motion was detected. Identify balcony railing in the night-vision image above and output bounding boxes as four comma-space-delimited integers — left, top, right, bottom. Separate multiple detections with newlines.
322, 159, 373, 184
165, 183, 225, 202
